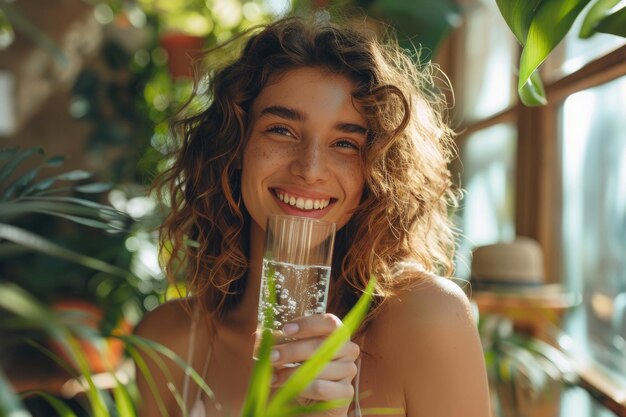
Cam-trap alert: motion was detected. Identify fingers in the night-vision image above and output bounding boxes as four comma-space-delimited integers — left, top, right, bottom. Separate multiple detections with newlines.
298, 378, 355, 401
273, 360, 358, 385
271, 339, 360, 368
266, 314, 359, 410
282, 313, 343, 339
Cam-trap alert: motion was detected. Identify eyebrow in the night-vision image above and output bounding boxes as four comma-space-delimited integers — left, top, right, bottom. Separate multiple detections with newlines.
260, 105, 305, 122
259, 105, 368, 136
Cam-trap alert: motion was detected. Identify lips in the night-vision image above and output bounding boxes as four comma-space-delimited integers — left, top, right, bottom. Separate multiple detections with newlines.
272, 189, 333, 211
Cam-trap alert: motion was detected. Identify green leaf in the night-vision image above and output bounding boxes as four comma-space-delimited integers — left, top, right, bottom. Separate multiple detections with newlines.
0, 369, 30, 417
75, 182, 114, 193
119, 334, 220, 411
18, 169, 94, 196
241, 262, 277, 417
519, 70, 548, 106
21, 391, 78, 417
518, 0, 593, 106
594, 4, 626, 36
0, 282, 65, 340
24, 339, 80, 380
63, 336, 110, 417
0, 285, 109, 417
18, 196, 126, 214
0, 202, 122, 229
0, 147, 43, 185
0, 146, 19, 161
127, 346, 170, 417
241, 327, 274, 417
495, 0, 543, 43
0, 242, 31, 257
0, 155, 66, 199
0, 223, 131, 277
128, 341, 189, 417
579, 0, 622, 38
266, 277, 377, 413
111, 375, 136, 417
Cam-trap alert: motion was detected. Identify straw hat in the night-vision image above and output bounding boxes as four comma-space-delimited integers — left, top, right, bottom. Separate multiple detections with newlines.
471, 237, 545, 289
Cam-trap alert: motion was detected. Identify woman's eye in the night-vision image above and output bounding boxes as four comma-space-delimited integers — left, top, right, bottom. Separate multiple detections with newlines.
267, 126, 293, 137
334, 139, 361, 151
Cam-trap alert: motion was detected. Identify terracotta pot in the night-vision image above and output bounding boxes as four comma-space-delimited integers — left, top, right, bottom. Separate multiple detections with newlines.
159, 33, 205, 79
49, 299, 130, 374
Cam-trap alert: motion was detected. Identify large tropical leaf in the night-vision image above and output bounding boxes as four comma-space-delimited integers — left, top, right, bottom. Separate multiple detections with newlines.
579, 0, 622, 37
495, 0, 543, 43
497, 0, 626, 105
520, 0, 593, 100
594, 4, 626, 36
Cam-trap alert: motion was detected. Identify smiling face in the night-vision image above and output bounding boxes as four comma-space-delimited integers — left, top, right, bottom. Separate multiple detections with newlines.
241, 67, 367, 235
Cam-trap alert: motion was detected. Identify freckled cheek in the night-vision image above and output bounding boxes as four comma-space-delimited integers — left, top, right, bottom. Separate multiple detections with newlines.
338, 159, 365, 205
244, 143, 291, 175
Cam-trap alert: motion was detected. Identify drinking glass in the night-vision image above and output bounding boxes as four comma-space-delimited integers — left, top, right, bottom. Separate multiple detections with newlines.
255, 214, 336, 355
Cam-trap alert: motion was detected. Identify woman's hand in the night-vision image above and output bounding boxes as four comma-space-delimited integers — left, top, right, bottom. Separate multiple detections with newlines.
269, 313, 360, 416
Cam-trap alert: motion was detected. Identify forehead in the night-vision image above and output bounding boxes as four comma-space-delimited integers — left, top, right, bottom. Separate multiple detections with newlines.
250, 67, 365, 121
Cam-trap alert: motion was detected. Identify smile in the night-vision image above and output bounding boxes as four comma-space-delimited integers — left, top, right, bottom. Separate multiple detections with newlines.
273, 189, 332, 211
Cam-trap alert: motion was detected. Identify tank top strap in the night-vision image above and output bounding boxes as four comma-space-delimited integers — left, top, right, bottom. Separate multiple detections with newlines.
182, 304, 201, 405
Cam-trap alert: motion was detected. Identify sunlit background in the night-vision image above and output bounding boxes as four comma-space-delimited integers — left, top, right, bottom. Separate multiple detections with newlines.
1, 0, 625, 416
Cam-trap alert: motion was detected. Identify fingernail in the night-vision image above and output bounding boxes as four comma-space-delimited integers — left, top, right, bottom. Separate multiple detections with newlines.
270, 349, 280, 362
283, 323, 299, 335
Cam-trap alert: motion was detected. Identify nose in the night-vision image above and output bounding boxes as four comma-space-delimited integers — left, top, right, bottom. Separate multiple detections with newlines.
289, 139, 330, 184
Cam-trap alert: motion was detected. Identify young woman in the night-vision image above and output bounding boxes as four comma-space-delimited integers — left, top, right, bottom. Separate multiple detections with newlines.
135, 15, 491, 417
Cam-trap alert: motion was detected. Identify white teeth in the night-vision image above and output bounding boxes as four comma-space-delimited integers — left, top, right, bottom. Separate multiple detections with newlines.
275, 190, 331, 211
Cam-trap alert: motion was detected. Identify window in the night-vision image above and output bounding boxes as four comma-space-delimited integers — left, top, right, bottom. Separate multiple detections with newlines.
443, 2, 626, 416
448, 0, 518, 280
559, 74, 626, 416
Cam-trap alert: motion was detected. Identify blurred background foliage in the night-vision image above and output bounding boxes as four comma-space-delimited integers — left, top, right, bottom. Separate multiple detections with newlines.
2, 0, 624, 415
0, 3, 461, 414
0, 0, 462, 340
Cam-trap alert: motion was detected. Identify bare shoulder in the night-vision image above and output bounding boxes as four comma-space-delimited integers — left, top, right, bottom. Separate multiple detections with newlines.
379, 272, 475, 330
367, 271, 491, 417
133, 298, 198, 417
134, 297, 195, 354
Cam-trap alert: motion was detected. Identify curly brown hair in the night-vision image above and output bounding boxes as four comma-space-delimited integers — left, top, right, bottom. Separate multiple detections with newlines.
155, 15, 458, 321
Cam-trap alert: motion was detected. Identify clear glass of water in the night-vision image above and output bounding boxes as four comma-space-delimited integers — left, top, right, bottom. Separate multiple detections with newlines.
255, 215, 336, 356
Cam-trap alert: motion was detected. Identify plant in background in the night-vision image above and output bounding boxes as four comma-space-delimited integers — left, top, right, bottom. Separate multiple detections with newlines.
0, 146, 164, 331
291, 0, 461, 64
495, 0, 626, 106
479, 315, 579, 417
0, 269, 376, 417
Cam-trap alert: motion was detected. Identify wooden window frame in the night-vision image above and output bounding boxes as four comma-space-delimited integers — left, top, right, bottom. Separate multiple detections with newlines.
437, 24, 626, 414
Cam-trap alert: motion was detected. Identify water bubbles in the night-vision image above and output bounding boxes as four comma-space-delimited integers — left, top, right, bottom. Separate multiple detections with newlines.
258, 259, 331, 332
